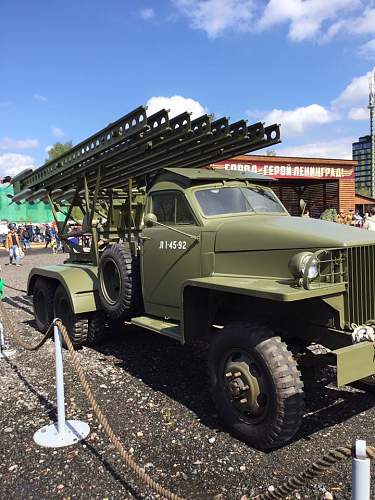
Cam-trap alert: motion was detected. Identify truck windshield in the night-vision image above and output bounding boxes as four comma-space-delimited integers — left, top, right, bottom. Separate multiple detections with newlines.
195, 186, 285, 216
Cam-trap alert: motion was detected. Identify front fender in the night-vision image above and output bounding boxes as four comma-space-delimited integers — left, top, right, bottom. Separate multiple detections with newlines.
182, 275, 346, 302
28, 264, 101, 314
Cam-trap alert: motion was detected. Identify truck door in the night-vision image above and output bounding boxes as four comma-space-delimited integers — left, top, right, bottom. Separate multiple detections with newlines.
141, 190, 201, 319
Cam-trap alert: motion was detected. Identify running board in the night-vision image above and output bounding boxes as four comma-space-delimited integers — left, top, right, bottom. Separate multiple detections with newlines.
131, 316, 181, 341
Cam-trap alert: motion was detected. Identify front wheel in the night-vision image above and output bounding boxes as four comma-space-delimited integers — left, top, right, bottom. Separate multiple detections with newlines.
208, 322, 304, 450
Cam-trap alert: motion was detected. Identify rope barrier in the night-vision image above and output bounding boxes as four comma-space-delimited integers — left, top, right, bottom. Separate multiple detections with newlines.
253, 445, 375, 499
3, 283, 28, 294
0, 292, 373, 499
0, 298, 183, 500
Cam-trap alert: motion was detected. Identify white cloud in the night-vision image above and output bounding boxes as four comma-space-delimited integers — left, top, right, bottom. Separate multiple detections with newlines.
52, 127, 64, 137
258, 0, 360, 42
333, 70, 372, 107
172, 0, 254, 38
359, 38, 375, 58
350, 7, 375, 36
348, 106, 369, 120
140, 8, 155, 19
146, 95, 207, 119
0, 153, 36, 177
171, 0, 375, 55
261, 104, 337, 137
0, 137, 39, 150
277, 137, 353, 160
45, 145, 53, 153
33, 94, 48, 103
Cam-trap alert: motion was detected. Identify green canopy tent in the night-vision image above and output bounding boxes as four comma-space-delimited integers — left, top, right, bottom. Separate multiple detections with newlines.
0, 184, 63, 223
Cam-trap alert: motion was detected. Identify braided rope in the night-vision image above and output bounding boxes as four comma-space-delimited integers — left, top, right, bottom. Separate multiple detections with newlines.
3, 283, 28, 294
0, 299, 53, 350
0, 298, 183, 499
253, 445, 375, 499
55, 320, 184, 500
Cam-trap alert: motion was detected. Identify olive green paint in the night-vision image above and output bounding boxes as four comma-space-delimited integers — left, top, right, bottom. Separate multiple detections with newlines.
18, 106, 375, 388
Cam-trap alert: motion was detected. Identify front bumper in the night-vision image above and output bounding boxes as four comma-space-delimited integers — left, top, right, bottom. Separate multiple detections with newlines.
333, 341, 375, 386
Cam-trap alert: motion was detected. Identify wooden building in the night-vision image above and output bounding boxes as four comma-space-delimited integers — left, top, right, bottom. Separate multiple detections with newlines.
210, 155, 356, 217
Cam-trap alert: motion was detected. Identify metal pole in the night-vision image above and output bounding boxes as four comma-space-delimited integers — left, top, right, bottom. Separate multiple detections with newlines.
54, 323, 66, 434
0, 321, 4, 352
352, 439, 370, 500
34, 319, 90, 447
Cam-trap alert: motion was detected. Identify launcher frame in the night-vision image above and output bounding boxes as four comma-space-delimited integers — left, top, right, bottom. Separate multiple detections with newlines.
11, 106, 281, 265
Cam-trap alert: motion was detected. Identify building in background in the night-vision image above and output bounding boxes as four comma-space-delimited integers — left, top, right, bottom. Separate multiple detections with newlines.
352, 70, 375, 198
353, 135, 372, 197
211, 155, 356, 216
0, 183, 62, 223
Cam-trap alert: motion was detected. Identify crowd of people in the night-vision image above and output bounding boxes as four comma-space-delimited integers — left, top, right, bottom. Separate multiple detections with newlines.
1, 222, 64, 266
336, 208, 375, 229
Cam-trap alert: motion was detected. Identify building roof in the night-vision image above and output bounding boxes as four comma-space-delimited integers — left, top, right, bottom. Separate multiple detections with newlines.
355, 193, 375, 204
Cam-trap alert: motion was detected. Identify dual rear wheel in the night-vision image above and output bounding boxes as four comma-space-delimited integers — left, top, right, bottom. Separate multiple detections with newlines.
32, 278, 105, 349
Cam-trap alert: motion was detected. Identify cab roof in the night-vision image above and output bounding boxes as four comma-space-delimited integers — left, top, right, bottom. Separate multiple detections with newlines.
162, 167, 276, 183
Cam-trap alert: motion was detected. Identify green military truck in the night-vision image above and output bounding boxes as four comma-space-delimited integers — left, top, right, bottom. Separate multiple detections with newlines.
12, 106, 375, 450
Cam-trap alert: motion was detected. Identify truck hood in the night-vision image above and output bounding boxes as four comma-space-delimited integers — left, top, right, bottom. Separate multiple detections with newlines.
214, 215, 375, 252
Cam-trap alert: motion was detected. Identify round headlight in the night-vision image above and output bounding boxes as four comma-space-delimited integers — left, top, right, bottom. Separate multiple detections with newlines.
300, 254, 319, 280
289, 252, 318, 280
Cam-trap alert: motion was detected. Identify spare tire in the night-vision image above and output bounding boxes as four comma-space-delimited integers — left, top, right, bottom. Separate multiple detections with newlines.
98, 244, 142, 320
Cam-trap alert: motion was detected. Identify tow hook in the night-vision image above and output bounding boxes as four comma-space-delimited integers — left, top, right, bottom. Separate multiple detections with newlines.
352, 324, 375, 344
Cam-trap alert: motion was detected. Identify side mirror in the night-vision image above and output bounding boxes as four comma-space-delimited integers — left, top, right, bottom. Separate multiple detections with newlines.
144, 213, 158, 227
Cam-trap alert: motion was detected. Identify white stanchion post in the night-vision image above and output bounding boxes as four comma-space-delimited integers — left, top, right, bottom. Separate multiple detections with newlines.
352, 439, 371, 500
34, 320, 90, 448
0, 321, 4, 351
0, 319, 16, 359
54, 323, 66, 434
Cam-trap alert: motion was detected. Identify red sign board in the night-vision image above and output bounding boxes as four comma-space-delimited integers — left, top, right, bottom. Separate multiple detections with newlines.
210, 160, 354, 180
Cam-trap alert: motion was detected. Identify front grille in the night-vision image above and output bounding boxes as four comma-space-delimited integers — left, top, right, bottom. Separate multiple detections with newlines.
347, 245, 375, 325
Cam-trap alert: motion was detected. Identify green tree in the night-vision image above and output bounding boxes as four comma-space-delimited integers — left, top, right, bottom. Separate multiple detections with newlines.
45, 141, 73, 162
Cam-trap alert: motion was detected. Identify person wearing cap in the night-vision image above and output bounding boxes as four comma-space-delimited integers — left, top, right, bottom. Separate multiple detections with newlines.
5, 225, 21, 265
336, 209, 348, 224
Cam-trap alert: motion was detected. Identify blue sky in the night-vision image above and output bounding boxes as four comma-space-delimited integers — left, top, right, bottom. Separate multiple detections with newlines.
1, 0, 375, 176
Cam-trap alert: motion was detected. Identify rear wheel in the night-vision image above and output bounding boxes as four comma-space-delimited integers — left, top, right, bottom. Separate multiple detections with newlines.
208, 322, 304, 450
33, 278, 55, 332
53, 285, 88, 349
86, 311, 107, 346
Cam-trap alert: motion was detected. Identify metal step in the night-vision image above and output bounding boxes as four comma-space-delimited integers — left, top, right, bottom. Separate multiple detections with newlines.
131, 316, 181, 341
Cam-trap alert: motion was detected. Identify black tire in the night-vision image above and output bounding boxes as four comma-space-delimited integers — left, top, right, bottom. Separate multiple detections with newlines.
53, 285, 88, 349
33, 278, 55, 333
86, 311, 107, 346
98, 244, 142, 320
208, 322, 304, 450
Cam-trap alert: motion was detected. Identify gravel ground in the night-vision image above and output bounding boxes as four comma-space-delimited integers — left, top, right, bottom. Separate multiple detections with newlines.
0, 247, 374, 500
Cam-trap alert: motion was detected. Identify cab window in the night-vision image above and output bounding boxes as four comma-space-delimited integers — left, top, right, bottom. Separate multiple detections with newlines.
150, 192, 195, 225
